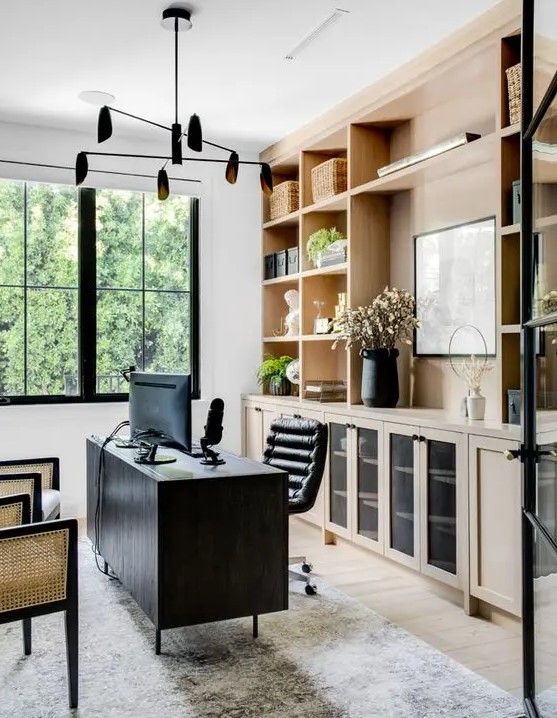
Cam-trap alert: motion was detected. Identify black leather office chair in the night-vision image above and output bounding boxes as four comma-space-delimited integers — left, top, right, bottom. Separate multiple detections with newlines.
262, 417, 328, 595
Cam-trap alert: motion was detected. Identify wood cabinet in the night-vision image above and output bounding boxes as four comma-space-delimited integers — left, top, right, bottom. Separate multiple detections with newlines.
241, 396, 522, 614
469, 435, 522, 616
384, 424, 467, 590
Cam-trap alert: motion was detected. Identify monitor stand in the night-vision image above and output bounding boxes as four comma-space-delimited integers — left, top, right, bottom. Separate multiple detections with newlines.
133, 444, 176, 465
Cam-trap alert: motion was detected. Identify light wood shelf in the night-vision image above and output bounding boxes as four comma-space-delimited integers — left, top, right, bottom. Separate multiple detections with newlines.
501, 324, 521, 334
302, 263, 348, 278
262, 274, 299, 286
501, 223, 520, 235
263, 335, 300, 343
500, 123, 521, 137
536, 214, 557, 230
301, 191, 349, 214
301, 334, 338, 341
263, 212, 299, 230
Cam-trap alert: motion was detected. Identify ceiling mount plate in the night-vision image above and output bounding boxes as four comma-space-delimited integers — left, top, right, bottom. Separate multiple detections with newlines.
161, 6, 192, 31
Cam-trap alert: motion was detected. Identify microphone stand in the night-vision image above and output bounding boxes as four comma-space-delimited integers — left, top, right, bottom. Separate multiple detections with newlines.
199, 437, 225, 466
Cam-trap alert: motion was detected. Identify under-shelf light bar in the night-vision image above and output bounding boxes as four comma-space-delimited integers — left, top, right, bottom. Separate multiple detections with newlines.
285, 8, 349, 61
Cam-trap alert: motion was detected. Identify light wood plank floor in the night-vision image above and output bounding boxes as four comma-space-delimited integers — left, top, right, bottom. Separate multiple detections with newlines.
290, 517, 523, 698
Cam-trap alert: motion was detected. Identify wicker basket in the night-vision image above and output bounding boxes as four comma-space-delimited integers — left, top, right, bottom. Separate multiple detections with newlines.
506, 63, 521, 126
311, 158, 348, 203
269, 180, 299, 220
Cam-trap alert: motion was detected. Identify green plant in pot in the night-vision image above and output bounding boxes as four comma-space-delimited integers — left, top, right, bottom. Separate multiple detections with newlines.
256, 354, 294, 396
306, 226, 346, 267
332, 287, 420, 408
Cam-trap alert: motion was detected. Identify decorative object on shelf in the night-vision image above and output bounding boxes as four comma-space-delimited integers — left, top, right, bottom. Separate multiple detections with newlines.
448, 325, 493, 422
313, 301, 333, 334
505, 62, 521, 126
311, 157, 348, 203
540, 289, 557, 316
264, 254, 276, 280
306, 227, 346, 267
304, 379, 347, 402
512, 180, 521, 224
284, 289, 300, 337
256, 355, 294, 396
74, 6, 273, 201
377, 132, 481, 178
507, 389, 521, 425
287, 247, 299, 275
275, 250, 287, 277
285, 358, 301, 397
269, 180, 299, 220
332, 292, 347, 333
414, 217, 496, 356
332, 287, 419, 408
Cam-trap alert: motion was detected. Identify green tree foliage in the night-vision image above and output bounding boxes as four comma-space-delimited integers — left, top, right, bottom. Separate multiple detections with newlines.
0, 181, 191, 397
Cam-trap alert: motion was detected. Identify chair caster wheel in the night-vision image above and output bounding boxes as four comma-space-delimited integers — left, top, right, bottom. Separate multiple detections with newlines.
301, 563, 312, 574
305, 584, 317, 596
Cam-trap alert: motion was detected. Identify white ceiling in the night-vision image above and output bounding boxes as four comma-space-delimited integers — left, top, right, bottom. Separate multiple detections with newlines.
0, 0, 502, 152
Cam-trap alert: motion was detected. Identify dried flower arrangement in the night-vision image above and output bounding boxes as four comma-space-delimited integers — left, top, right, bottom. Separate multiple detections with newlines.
540, 290, 557, 316
451, 354, 493, 393
332, 287, 420, 351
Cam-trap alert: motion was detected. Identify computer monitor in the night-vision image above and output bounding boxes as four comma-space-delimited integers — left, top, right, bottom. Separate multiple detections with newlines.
128, 372, 192, 456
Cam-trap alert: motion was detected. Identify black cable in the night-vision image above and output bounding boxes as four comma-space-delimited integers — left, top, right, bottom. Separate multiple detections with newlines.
92, 420, 129, 578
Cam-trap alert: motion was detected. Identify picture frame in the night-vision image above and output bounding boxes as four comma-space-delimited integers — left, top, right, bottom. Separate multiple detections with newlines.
414, 217, 496, 357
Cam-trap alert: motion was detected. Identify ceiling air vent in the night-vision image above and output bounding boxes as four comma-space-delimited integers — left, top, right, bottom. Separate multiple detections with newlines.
285, 8, 350, 61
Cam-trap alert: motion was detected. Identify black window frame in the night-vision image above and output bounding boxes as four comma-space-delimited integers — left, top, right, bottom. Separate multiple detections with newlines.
0, 182, 200, 405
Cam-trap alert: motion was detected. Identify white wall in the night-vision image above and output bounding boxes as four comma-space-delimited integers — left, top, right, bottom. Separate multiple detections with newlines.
0, 120, 262, 517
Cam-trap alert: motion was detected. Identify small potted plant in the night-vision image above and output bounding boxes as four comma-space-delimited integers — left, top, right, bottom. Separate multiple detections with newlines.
306, 226, 346, 268
332, 287, 419, 407
256, 354, 294, 396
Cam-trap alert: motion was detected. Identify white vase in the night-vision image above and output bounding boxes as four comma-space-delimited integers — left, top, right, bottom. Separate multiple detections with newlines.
467, 390, 486, 421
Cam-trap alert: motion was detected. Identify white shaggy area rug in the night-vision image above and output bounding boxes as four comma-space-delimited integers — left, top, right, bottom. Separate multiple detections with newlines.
0, 541, 523, 718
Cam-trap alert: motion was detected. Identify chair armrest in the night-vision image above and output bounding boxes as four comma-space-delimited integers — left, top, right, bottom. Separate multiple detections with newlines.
0, 473, 41, 523
0, 457, 59, 491
0, 493, 31, 527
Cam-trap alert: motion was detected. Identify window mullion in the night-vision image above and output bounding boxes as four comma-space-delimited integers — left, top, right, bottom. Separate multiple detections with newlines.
23, 183, 28, 396
79, 188, 97, 400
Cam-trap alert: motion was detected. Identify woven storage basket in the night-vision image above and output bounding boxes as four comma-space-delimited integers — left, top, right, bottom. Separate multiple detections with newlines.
506, 63, 521, 126
269, 180, 299, 220
311, 158, 348, 203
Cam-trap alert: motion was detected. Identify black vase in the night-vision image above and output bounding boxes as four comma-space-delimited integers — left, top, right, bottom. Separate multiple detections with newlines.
269, 376, 291, 396
360, 348, 399, 408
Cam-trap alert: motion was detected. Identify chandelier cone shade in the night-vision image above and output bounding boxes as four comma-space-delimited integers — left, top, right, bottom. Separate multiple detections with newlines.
75, 152, 89, 186
97, 106, 113, 143
157, 169, 170, 201
76, 6, 271, 200
225, 152, 240, 184
260, 163, 274, 196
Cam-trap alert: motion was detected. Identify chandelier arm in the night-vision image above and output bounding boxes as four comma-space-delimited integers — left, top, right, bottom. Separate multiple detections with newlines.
183, 135, 235, 154
108, 107, 172, 133
84, 151, 264, 166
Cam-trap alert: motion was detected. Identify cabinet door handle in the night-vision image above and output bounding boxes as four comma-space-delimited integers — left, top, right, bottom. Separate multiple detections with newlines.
412, 434, 419, 441
350, 424, 356, 429
345, 423, 351, 429
293, 414, 302, 419
419, 435, 427, 442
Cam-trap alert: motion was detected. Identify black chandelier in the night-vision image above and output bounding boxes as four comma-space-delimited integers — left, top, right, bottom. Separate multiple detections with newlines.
75, 6, 273, 200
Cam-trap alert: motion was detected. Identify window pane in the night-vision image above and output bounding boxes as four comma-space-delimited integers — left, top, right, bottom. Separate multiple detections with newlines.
27, 184, 78, 288
144, 291, 190, 373
97, 290, 142, 393
0, 287, 24, 395
0, 179, 24, 286
144, 194, 190, 290
96, 190, 142, 289
27, 288, 78, 395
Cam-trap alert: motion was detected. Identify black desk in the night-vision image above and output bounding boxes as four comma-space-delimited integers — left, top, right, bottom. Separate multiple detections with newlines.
86, 438, 288, 653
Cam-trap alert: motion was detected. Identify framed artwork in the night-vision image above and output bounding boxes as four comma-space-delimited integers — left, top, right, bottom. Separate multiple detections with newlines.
414, 217, 496, 356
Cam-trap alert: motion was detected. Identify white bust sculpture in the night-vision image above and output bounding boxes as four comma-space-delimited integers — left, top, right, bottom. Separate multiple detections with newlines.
284, 289, 300, 337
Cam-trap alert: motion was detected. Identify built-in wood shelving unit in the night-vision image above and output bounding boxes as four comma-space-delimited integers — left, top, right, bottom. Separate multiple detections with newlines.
259, 4, 525, 421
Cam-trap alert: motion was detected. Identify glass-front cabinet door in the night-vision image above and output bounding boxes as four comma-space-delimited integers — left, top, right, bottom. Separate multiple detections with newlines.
326, 419, 351, 537
419, 429, 464, 589
384, 423, 420, 570
352, 419, 383, 553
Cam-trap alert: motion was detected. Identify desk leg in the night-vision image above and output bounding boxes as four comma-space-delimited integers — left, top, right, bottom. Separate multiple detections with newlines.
155, 629, 161, 655
252, 615, 258, 639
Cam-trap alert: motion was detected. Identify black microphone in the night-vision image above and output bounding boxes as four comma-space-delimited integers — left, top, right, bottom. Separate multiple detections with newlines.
200, 398, 225, 465
204, 398, 224, 446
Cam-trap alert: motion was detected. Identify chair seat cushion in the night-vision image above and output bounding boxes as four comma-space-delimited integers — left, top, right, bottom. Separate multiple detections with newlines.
42, 489, 60, 521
